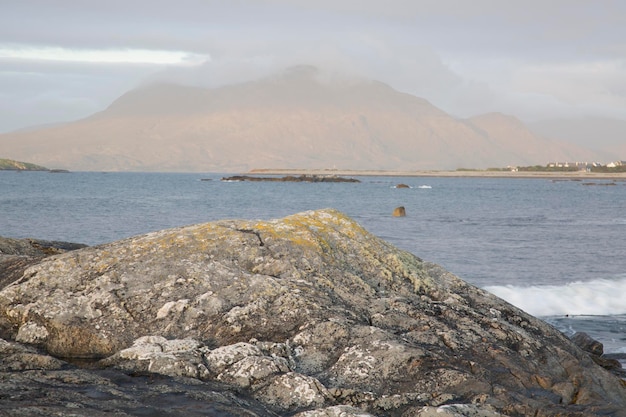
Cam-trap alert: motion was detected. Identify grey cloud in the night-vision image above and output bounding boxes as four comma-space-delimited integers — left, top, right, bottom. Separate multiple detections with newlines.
2, 1, 626, 132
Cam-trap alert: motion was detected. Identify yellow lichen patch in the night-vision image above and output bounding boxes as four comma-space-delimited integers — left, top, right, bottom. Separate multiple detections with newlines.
250, 209, 370, 254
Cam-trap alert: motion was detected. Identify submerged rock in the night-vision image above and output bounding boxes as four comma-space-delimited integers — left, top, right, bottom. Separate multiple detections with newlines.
0, 209, 625, 416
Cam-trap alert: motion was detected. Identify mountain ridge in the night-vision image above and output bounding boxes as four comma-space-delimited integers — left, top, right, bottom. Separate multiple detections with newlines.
0, 67, 611, 172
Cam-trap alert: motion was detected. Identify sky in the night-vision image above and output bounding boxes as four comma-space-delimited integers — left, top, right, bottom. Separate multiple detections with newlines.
2, 0, 626, 133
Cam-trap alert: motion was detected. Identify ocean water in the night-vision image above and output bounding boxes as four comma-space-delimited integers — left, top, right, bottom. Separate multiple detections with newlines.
1, 171, 625, 358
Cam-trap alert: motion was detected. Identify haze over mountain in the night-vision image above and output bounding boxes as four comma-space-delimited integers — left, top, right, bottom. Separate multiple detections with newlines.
0, 66, 611, 172
530, 117, 626, 163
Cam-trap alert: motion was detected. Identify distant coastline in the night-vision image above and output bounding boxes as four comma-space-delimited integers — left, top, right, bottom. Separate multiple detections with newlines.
0, 158, 49, 171
249, 168, 626, 180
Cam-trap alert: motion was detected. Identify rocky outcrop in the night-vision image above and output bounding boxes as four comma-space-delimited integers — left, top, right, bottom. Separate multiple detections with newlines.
0, 158, 48, 171
221, 175, 360, 183
0, 336, 280, 417
392, 206, 406, 217
571, 332, 626, 378
0, 209, 625, 416
0, 236, 87, 291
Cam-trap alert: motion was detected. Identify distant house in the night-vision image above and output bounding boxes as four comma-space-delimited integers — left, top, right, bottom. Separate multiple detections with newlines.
547, 161, 603, 171
607, 161, 626, 168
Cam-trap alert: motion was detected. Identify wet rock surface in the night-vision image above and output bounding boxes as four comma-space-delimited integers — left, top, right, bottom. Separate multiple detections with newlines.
571, 332, 626, 379
1, 209, 625, 416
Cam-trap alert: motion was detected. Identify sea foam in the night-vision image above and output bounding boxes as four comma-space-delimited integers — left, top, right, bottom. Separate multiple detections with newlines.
484, 276, 626, 317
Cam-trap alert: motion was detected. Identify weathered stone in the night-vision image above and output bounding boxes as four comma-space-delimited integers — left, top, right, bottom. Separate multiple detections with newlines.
202, 340, 294, 389
571, 331, 604, 356
0, 209, 625, 416
254, 371, 333, 412
0, 337, 65, 371
0, 236, 84, 258
100, 335, 210, 379
395, 183, 410, 188
392, 206, 406, 216
570, 331, 626, 378
294, 405, 377, 417
0, 335, 278, 416
414, 404, 507, 417
204, 342, 264, 374
0, 236, 87, 291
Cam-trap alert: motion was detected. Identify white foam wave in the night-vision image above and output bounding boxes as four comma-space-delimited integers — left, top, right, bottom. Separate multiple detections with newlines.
484, 277, 626, 317
418, 185, 432, 189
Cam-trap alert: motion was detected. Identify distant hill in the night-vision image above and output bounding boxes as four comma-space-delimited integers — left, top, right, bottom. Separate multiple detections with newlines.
0, 66, 611, 172
0, 158, 48, 171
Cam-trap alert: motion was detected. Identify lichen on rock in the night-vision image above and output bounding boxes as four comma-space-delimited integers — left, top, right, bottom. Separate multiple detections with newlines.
0, 209, 625, 416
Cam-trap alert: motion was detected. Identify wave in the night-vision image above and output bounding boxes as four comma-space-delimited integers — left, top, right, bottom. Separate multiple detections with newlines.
484, 276, 626, 317
389, 185, 432, 189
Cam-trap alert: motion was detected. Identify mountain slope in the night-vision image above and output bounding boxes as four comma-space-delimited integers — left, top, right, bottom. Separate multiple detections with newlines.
0, 66, 609, 172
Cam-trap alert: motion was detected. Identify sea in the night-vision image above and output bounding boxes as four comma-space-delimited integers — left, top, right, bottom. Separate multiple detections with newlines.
1, 171, 625, 363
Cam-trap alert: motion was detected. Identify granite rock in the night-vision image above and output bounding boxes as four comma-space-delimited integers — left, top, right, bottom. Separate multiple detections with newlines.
0, 236, 86, 291
1, 209, 625, 416
0, 335, 278, 417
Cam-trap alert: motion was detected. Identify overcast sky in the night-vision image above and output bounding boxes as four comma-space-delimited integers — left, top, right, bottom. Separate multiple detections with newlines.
1, 0, 626, 133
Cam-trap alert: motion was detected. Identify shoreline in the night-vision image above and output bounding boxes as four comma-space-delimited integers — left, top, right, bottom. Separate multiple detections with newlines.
249, 168, 626, 180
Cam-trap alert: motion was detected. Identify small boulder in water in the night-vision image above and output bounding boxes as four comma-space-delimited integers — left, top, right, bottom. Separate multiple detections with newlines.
395, 183, 410, 188
571, 332, 604, 356
571, 332, 625, 377
392, 206, 406, 217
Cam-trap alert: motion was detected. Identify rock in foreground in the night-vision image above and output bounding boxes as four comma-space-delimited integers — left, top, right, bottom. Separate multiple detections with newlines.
0, 236, 87, 290
0, 209, 625, 416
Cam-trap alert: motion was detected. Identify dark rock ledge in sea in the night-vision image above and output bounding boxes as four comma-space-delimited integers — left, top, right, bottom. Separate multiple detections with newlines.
221, 174, 361, 183
0, 209, 625, 417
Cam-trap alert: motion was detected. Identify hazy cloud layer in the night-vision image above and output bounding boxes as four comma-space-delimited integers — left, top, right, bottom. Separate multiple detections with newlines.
2, 0, 626, 132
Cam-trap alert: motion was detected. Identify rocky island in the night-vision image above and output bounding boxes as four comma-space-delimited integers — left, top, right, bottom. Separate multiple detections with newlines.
1, 210, 625, 416
222, 174, 360, 183
0, 158, 49, 171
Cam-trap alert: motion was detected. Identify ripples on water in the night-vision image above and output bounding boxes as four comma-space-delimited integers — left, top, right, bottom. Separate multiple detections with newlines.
1, 171, 625, 353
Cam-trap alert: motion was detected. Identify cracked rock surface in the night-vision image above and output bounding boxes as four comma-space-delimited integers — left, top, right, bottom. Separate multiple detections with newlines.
1, 209, 625, 416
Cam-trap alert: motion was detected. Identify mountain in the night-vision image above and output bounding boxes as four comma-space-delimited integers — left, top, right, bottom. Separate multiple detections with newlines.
0, 66, 610, 172
530, 117, 626, 162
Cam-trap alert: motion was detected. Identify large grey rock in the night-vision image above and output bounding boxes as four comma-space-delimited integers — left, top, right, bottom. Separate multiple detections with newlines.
1, 209, 625, 416
0, 236, 86, 291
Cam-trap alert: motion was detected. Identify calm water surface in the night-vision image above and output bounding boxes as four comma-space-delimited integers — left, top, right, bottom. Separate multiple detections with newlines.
1, 171, 625, 354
